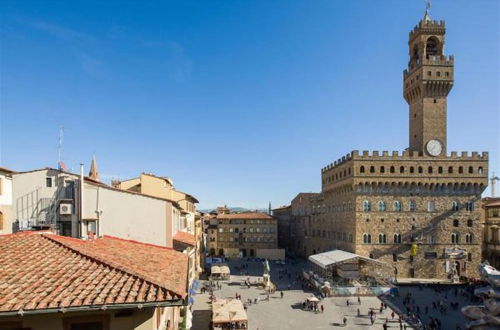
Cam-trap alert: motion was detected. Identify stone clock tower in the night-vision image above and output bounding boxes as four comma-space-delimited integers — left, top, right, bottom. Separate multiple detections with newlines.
403, 9, 454, 157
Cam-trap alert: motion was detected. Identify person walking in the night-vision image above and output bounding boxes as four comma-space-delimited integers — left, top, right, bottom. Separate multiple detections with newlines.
346, 300, 350, 306
321, 304, 324, 313
357, 308, 360, 317
391, 311, 395, 320
280, 291, 284, 299
358, 296, 361, 304
343, 316, 347, 326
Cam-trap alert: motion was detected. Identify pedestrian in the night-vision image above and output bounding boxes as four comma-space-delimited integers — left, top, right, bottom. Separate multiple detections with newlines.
321, 304, 324, 313
346, 300, 350, 306
280, 291, 284, 299
370, 316, 375, 325
357, 308, 360, 317
343, 316, 347, 326
391, 311, 395, 319
358, 296, 361, 304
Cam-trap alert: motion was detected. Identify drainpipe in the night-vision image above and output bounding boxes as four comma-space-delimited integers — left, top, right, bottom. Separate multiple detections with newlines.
80, 163, 85, 238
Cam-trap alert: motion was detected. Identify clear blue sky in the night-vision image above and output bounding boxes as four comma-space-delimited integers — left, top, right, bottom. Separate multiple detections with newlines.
1, 0, 499, 209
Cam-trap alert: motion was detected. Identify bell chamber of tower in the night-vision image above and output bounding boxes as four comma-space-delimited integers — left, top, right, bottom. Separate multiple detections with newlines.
403, 13, 454, 157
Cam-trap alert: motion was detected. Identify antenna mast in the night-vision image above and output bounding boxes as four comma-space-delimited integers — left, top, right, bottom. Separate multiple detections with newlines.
58, 126, 64, 170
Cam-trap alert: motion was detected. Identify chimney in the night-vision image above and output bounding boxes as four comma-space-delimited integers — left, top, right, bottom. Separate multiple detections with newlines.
80, 163, 85, 238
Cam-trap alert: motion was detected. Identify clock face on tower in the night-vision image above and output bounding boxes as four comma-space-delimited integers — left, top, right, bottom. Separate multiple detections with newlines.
426, 139, 442, 157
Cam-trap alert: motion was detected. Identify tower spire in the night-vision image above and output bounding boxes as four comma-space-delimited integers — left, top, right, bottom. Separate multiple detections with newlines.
423, 0, 432, 21
89, 155, 100, 181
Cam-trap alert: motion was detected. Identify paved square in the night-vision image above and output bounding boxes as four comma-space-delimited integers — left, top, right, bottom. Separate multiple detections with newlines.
192, 259, 410, 329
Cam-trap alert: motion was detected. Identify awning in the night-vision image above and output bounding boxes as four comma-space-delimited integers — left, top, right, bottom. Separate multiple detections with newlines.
308, 249, 384, 269
212, 299, 247, 324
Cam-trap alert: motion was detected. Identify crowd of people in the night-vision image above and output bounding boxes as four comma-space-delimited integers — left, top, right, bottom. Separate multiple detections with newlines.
390, 284, 483, 330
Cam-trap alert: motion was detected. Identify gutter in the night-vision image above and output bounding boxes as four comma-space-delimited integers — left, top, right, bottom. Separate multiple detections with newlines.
0, 299, 187, 318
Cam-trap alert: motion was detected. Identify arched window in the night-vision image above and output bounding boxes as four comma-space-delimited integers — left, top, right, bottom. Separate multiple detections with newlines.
370, 166, 375, 173
438, 166, 443, 174
452, 201, 459, 211
428, 201, 436, 212
378, 233, 387, 244
363, 233, 371, 244
448, 166, 453, 174
459, 166, 464, 174
428, 166, 433, 174
451, 233, 460, 244
426, 37, 439, 57
409, 201, 416, 212
466, 201, 474, 212
478, 167, 484, 174
393, 201, 402, 212
410, 166, 415, 173
390, 166, 395, 173
465, 233, 473, 244
380, 166, 385, 173
418, 166, 423, 174
468, 166, 474, 174
378, 201, 386, 212
393, 233, 402, 244
453, 219, 459, 227
467, 219, 473, 227
363, 200, 371, 212
400, 166, 405, 173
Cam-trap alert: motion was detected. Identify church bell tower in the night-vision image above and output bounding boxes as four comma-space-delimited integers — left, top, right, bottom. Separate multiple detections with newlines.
403, 7, 454, 157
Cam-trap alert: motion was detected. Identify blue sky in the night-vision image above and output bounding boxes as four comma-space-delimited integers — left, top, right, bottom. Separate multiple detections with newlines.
1, 0, 498, 209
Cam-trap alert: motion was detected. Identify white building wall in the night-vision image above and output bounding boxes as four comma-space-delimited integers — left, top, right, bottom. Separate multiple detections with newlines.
83, 184, 170, 247
0, 173, 13, 234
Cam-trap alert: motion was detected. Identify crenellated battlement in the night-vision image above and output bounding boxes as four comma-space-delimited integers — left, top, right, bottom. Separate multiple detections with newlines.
410, 20, 445, 40
404, 55, 454, 77
321, 150, 489, 173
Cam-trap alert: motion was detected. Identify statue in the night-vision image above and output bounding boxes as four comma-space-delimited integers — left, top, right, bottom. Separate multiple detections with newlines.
262, 259, 272, 291
263, 259, 270, 275
462, 263, 500, 329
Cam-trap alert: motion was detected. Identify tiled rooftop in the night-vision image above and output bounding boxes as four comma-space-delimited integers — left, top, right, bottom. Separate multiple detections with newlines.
0, 232, 188, 314
216, 212, 273, 220
173, 231, 196, 252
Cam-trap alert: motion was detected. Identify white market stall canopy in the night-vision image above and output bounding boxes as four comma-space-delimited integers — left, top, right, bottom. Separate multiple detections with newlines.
308, 249, 383, 269
212, 299, 248, 324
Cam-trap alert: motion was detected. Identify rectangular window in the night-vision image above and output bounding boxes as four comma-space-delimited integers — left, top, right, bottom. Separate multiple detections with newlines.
424, 252, 437, 259
46, 177, 52, 187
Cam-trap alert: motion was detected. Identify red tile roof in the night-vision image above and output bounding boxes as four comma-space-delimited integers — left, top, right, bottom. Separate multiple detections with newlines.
0, 232, 188, 314
173, 231, 196, 251
216, 212, 273, 220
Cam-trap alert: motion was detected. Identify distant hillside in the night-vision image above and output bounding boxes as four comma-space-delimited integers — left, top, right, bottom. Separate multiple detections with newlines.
199, 206, 268, 214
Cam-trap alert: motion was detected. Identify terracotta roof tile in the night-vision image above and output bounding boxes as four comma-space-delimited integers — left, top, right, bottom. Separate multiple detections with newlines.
216, 212, 273, 220
173, 231, 196, 251
0, 232, 188, 314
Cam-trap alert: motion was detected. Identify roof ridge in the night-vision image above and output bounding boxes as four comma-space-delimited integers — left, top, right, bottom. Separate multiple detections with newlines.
41, 234, 182, 298
102, 235, 176, 251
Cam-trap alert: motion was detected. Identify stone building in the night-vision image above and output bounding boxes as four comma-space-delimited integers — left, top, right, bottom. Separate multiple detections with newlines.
482, 198, 500, 269
307, 10, 488, 280
206, 212, 280, 259
272, 205, 292, 250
